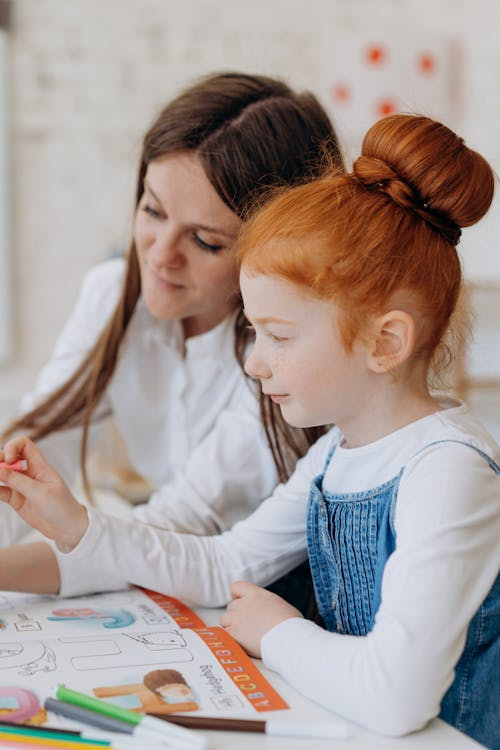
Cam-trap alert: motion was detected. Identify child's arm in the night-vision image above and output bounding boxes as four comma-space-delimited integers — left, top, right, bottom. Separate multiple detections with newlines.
0, 541, 60, 593
0, 430, 330, 602
0, 436, 89, 552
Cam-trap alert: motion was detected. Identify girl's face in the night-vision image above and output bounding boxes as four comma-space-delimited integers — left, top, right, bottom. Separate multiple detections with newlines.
135, 152, 242, 338
241, 270, 372, 433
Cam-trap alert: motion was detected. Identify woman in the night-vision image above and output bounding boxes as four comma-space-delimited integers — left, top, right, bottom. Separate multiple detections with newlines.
0, 71, 343, 608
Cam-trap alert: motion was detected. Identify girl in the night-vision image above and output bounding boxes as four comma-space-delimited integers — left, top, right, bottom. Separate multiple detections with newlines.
1, 114, 498, 748
0, 71, 342, 609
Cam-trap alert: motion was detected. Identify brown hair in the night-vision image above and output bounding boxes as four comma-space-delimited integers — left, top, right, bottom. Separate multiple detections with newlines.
238, 114, 494, 378
143, 669, 187, 693
3, 72, 343, 491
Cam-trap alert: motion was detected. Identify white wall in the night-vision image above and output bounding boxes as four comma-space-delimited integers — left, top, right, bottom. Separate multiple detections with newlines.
1, 0, 500, 420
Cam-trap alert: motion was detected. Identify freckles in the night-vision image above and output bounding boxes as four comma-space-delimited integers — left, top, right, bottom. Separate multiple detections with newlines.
297, 363, 328, 394
271, 349, 290, 374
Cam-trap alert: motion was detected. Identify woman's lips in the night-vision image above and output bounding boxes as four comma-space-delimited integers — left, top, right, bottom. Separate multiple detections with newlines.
149, 269, 185, 290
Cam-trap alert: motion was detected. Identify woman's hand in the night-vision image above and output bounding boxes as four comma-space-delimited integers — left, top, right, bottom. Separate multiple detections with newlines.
220, 580, 303, 657
0, 436, 88, 551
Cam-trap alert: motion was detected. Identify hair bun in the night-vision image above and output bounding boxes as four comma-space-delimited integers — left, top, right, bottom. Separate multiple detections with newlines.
353, 114, 494, 246
353, 154, 462, 245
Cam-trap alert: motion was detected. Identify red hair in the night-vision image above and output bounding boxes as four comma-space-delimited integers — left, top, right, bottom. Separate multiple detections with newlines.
238, 114, 494, 369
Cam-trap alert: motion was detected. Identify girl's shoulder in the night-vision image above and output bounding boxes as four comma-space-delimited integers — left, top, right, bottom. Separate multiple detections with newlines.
412, 400, 499, 467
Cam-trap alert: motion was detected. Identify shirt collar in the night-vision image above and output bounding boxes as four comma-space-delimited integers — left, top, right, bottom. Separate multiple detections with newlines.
136, 298, 237, 363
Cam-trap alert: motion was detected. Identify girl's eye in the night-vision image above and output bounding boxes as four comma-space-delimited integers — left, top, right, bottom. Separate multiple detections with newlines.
193, 234, 223, 253
268, 332, 288, 343
142, 204, 163, 219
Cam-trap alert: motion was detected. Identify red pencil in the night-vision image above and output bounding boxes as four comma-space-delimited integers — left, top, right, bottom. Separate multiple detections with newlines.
0, 460, 28, 472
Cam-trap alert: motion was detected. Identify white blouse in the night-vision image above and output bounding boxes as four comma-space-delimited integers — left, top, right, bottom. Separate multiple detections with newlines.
0, 257, 278, 543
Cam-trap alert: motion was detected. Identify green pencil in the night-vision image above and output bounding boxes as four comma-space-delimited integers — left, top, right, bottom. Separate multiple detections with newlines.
56, 686, 206, 749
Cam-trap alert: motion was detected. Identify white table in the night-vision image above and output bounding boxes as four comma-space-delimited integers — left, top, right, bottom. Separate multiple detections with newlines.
196, 607, 486, 750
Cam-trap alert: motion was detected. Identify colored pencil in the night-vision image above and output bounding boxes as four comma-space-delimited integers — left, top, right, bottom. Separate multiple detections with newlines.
56, 686, 206, 749
152, 713, 350, 739
45, 699, 135, 735
0, 729, 107, 749
0, 459, 28, 471
0, 723, 161, 750
0, 720, 80, 736
45, 700, 169, 748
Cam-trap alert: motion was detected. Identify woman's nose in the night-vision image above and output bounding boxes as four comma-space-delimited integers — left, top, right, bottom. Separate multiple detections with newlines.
150, 228, 185, 268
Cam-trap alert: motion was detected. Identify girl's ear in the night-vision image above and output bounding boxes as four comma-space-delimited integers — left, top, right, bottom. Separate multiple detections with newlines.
366, 310, 416, 373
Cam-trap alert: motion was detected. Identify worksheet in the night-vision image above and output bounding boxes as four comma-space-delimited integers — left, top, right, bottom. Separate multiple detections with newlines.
0, 587, 288, 726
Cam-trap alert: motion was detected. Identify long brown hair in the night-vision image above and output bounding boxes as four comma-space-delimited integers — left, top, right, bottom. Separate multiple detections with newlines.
237, 114, 494, 380
3, 72, 344, 491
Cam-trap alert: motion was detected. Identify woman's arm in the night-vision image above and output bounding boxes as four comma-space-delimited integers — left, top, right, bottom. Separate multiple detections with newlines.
0, 542, 60, 593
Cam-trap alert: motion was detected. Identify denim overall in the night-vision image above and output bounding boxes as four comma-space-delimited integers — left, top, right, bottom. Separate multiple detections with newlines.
306, 440, 500, 749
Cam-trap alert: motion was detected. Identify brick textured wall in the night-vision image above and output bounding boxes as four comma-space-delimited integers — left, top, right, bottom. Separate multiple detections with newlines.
1, 0, 500, 419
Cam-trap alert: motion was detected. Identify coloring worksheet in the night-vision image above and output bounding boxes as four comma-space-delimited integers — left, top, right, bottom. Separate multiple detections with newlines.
0, 587, 288, 726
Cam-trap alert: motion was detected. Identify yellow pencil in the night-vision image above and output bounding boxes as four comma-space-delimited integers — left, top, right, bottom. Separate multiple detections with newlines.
0, 729, 110, 749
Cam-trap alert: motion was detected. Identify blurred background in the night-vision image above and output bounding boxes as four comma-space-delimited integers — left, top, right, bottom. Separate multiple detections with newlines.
0, 0, 499, 435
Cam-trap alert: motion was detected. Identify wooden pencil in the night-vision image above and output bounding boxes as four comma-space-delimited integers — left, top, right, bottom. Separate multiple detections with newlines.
151, 714, 266, 732
150, 713, 350, 739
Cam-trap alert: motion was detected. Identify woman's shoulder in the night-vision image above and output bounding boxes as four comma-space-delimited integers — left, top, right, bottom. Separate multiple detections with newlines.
73, 257, 126, 324
79, 256, 126, 298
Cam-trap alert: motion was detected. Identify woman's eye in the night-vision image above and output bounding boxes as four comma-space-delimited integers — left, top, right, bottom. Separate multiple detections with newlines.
193, 234, 223, 253
142, 204, 163, 219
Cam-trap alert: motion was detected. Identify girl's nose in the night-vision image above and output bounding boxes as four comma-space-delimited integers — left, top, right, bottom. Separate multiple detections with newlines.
244, 344, 271, 380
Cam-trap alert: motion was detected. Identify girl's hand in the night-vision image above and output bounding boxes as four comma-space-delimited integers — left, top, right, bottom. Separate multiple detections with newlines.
220, 580, 303, 657
0, 437, 88, 551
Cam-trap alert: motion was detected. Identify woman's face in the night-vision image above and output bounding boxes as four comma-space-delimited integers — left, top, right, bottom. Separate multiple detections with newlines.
135, 152, 242, 338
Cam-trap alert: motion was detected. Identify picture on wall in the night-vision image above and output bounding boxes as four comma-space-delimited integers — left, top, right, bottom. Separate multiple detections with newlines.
323, 29, 462, 155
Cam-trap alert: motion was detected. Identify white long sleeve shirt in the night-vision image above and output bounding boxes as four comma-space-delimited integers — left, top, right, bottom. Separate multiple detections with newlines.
0, 258, 277, 543
55, 402, 500, 735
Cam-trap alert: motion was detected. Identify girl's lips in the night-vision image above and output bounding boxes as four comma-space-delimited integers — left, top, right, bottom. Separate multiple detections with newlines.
268, 394, 289, 404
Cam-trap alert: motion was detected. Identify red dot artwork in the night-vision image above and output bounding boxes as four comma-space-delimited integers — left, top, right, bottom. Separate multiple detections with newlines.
418, 52, 436, 74
331, 83, 351, 103
375, 98, 397, 117
365, 44, 387, 66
